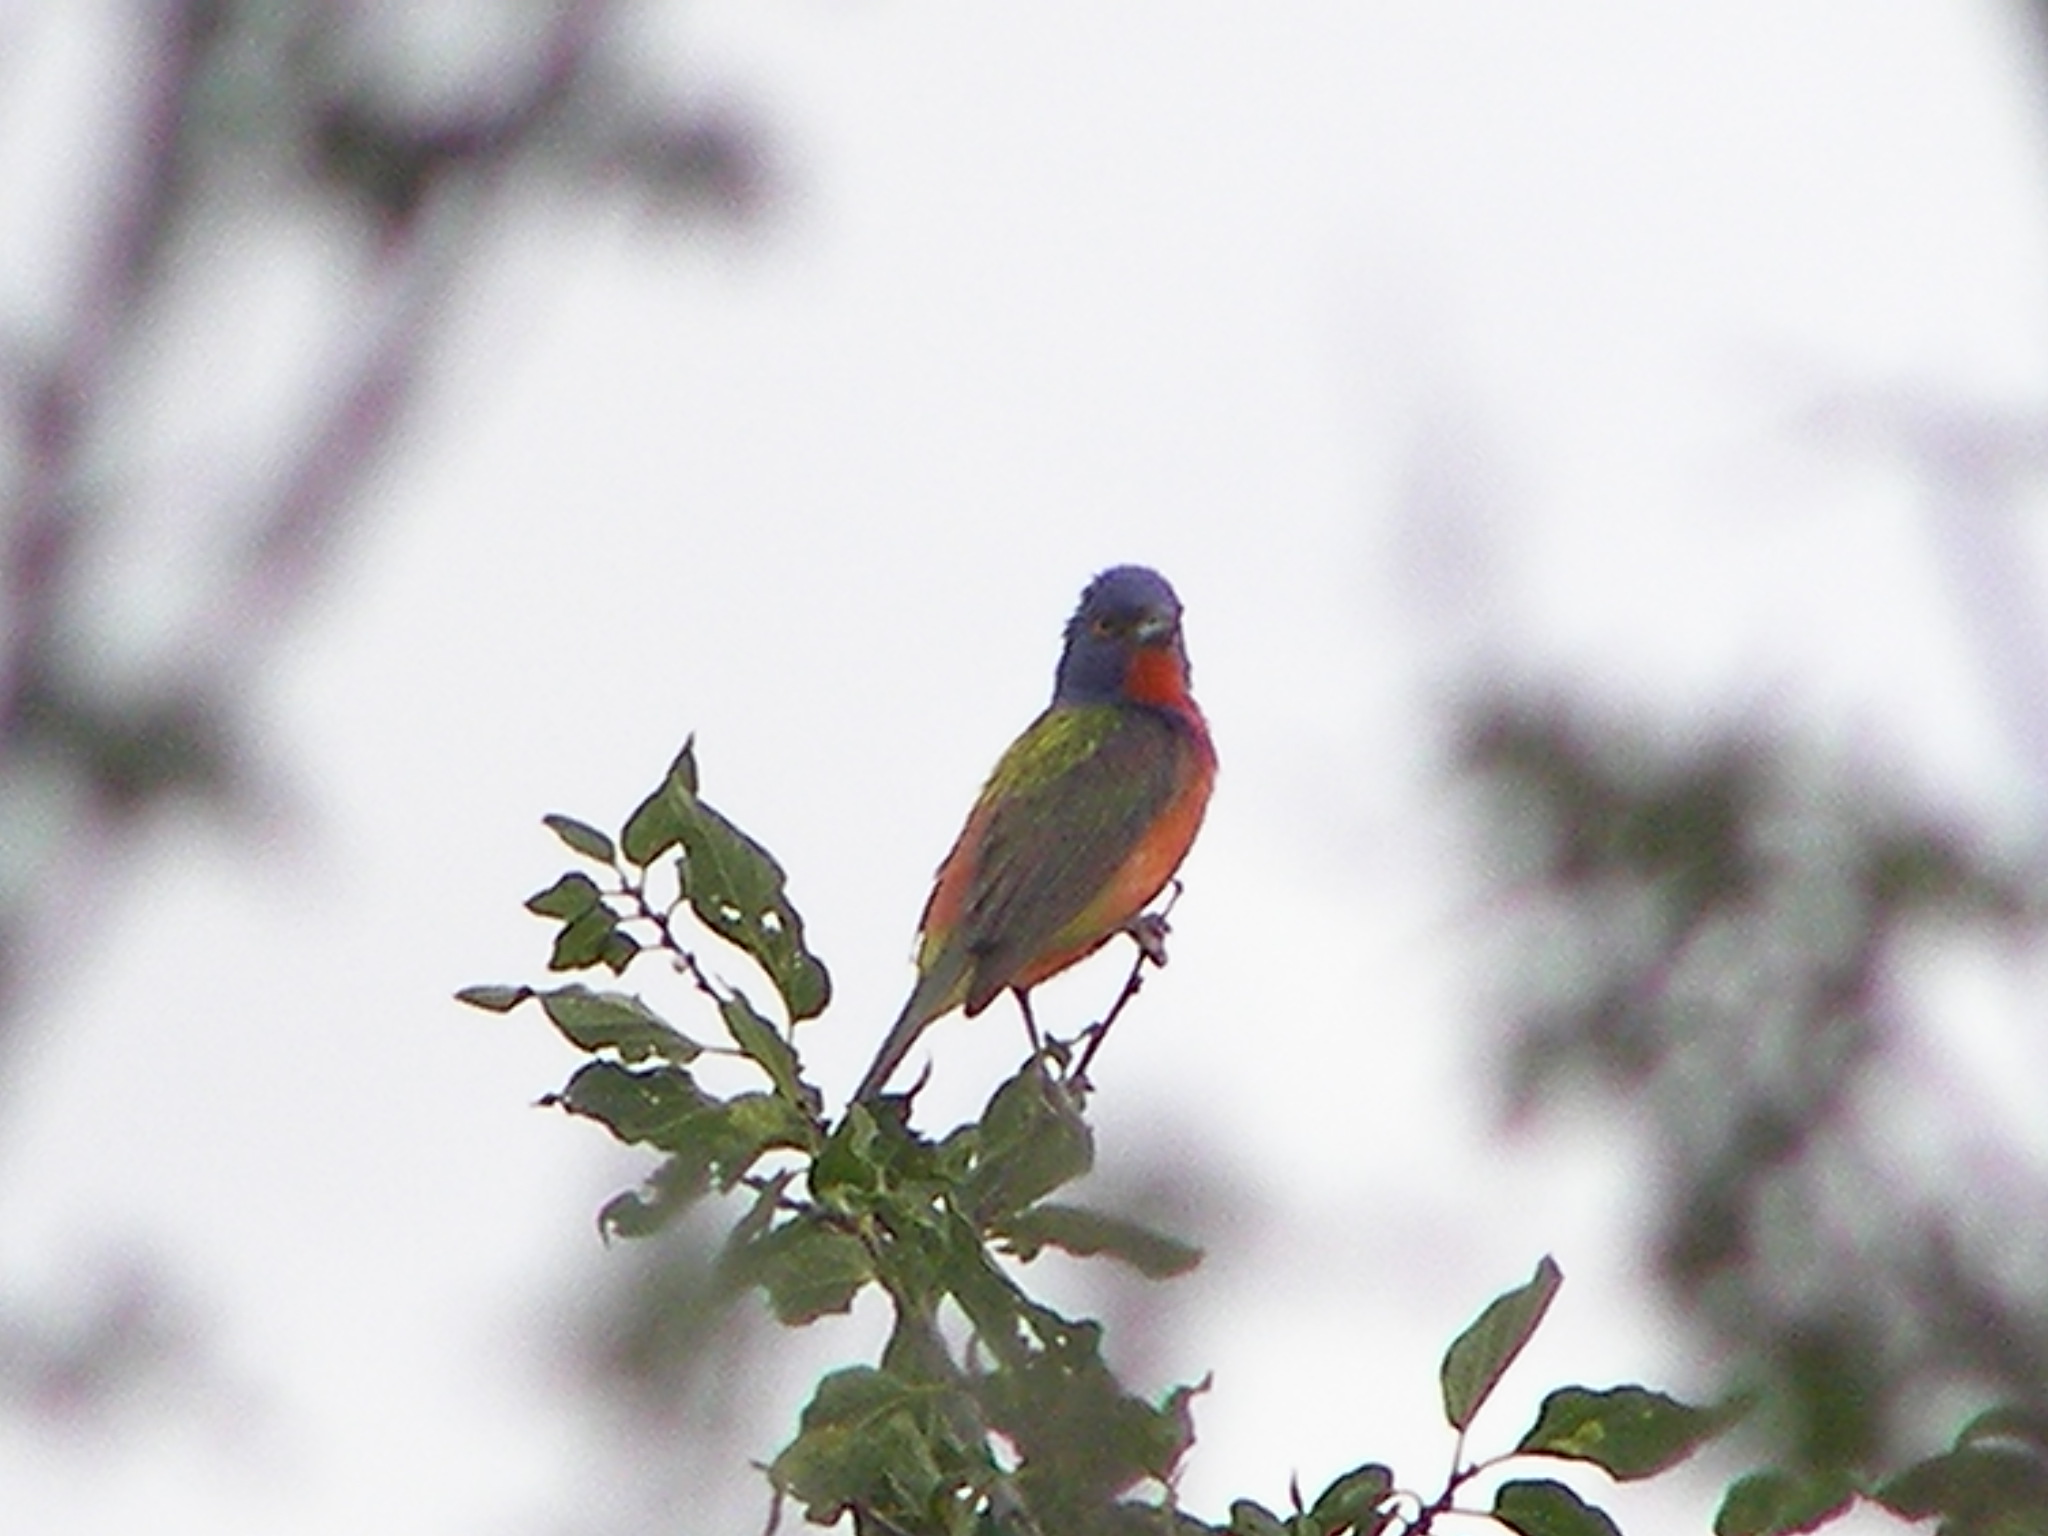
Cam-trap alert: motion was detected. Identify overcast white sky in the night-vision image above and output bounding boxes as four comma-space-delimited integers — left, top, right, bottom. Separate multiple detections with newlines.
5, 2, 2048, 1532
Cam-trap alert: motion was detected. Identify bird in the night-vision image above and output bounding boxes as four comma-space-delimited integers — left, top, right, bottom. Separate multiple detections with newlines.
853, 565, 1216, 1102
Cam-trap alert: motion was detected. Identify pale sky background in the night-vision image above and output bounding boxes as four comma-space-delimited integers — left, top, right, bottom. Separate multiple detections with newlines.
5, 2, 2048, 1533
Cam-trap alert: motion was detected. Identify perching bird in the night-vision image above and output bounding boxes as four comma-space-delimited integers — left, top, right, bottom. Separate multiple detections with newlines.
853, 565, 1216, 1102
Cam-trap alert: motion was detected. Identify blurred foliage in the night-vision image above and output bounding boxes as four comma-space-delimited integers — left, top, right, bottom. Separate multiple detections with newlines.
1463, 693, 2048, 1532
0, 0, 761, 1424
1, 0, 761, 1031
467, 743, 1729, 1535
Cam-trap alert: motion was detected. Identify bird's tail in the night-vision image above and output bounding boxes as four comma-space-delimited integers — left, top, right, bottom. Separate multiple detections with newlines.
852, 982, 947, 1102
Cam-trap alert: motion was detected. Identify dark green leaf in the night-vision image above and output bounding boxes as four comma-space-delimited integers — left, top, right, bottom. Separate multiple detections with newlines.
810, 1107, 890, 1211
620, 742, 698, 865
771, 1366, 972, 1526
679, 803, 830, 1019
1492, 1479, 1622, 1536
1440, 1255, 1562, 1430
542, 813, 615, 863
737, 1215, 874, 1325
559, 1073, 807, 1184
548, 907, 622, 971
964, 1065, 1093, 1222
1228, 1500, 1288, 1536
455, 983, 530, 1012
597, 1154, 711, 1239
538, 985, 703, 1063
560, 1074, 811, 1235
620, 786, 683, 866
995, 1201, 1202, 1278
1516, 1384, 1727, 1480
1307, 1462, 1394, 1534
599, 928, 639, 974
720, 1089, 819, 1171
619, 744, 831, 1019
667, 736, 701, 795
720, 990, 811, 1106
547, 1060, 713, 1148
1714, 1468, 1858, 1536
526, 871, 604, 919
970, 1308, 1198, 1525
1875, 1445, 2048, 1526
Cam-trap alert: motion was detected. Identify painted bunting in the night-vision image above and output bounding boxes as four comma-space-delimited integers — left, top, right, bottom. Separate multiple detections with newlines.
853, 565, 1216, 1101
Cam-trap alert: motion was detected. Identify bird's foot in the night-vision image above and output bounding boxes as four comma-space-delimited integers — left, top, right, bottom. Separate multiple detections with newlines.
1122, 910, 1171, 967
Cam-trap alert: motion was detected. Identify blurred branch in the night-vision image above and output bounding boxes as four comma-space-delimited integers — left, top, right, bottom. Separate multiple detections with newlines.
1463, 692, 2048, 1474
0, 0, 766, 1418
0, 0, 762, 1040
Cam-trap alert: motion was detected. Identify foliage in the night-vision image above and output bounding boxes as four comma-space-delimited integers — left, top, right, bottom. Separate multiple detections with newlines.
1463, 695, 2048, 1536
465, 742, 1748, 1535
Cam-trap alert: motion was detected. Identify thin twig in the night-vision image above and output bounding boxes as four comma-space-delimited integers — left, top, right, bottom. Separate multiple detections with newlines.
616, 865, 724, 1004
1066, 880, 1184, 1087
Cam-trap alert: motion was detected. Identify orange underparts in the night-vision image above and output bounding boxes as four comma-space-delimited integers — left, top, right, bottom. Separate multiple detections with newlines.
1004, 746, 1215, 996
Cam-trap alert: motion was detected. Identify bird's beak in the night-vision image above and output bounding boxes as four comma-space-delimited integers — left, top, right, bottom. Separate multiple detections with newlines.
1133, 611, 1178, 645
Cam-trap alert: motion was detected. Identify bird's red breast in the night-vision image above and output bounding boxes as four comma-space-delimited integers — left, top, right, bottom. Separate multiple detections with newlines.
1121, 643, 1197, 710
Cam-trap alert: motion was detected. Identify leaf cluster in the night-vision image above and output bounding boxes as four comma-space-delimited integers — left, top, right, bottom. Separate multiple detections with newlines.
1223, 1257, 1733, 1536
462, 744, 1209, 1533
462, 740, 1813, 1535
1719, 1407, 2048, 1536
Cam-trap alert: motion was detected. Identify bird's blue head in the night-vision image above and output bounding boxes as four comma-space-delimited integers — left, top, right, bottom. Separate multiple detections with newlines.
1053, 565, 1190, 705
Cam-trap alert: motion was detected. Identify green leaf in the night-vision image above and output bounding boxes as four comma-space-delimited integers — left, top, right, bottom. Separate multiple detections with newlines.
678, 802, 831, 1021
526, 871, 604, 919
1875, 1445, 2048, 1526
808, 1108, 886, 1210
599, 928, 639, 974
1307, 1462, 1394, 1535
559, 1071, 808, 1181
1228, 1500, 1288, 1536
621, 743, 832, 1020
538, 985, 703, 1063
720, 1089, 819, 1171
1492, 1479, 1622, 1536
720, 990, 812, 1106
548, 905, 621, 970
994, 1202, 1202, 1278
597, 1153, 711, 1239
546, 1060, 714, 1148
1440, 1255, 1562, 1430
771, 1365, 976, 1527
542, 813, 615, 863
455, 983, 530, 1012
620, 740, 700, 865
963, 1065, 1093, 1221
620, 790, 682, 866
1516, 1384, 1727, 1480
737, 1215, 875, 1325
974, 1320, 1199, 1520
666, 736, 701, 796
1714, 1468, 1858, 1536
559, 1075, 811, 1236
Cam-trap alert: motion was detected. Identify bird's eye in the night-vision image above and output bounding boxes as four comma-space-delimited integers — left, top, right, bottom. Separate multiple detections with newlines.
1089, 616, 1116, 638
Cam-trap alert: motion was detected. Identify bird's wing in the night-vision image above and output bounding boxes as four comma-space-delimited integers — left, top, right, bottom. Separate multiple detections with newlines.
941, 702, 1188, 1014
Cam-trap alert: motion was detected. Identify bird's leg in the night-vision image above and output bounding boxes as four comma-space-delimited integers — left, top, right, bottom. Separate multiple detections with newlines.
1014, 988, 1053, 1077
1070, 881, 1184, 1086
